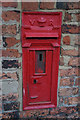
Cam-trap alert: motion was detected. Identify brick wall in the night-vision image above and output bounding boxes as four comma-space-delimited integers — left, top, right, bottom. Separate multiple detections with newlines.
0, 1, 80, 119
1, 1, 21, 119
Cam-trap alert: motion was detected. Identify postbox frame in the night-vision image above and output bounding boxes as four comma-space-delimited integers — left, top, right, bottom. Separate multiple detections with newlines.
22, 12, 62, 110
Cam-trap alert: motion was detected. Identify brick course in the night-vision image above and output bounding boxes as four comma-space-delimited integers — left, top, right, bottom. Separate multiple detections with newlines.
2, 106, 79, 119
22, 2, 39, 11
2, 2, 18, 8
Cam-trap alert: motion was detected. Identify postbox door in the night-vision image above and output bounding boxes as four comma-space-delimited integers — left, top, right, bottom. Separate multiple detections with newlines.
28, 50, 52, 104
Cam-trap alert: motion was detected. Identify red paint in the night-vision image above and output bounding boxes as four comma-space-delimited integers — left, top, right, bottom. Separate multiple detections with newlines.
22, 12, 62, 110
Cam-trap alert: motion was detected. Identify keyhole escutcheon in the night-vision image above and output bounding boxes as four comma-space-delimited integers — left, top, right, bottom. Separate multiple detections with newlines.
34, 79, 37, 84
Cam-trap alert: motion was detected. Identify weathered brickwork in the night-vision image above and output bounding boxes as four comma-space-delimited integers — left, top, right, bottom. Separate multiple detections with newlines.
1, 1, 21, 119
2, 106, 80, 119
2, 2, 18, 8
1, 1, 80, 119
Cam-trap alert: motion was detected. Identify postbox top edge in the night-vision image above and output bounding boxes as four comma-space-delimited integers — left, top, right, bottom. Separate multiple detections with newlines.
22, 11, 62, 16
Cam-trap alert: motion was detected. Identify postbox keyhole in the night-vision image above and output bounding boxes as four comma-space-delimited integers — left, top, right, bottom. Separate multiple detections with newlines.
39, 54, 42, 61
34, 79, 37, 84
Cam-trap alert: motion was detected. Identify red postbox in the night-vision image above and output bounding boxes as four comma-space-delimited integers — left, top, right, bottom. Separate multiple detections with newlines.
22, 12, 62, 110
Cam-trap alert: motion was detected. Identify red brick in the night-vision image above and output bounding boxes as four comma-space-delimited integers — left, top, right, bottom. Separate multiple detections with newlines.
59, 87, 79, 96
60, 69, 67, 77
3, 37, 20, 48
2, 25, 17, 35
75, 77, 80, 86
74, 13, 80, 22
2, 49, 21, 58
63, 36, 70, 45
64, 12, 72, 22
61, 48, 78, 56
67, 2, 80, 9
59, 56, 64, 66
2, 11, 20, 22
60, 68, 79, 77
62, 25, 80, 34
68, 57, 80, 67
2, 2, 18, 8
22, 2, 39, 11
60, 77, 74, 86
40, 0, 55, 9
68, 97, 79, 105
0, 72, 18, 80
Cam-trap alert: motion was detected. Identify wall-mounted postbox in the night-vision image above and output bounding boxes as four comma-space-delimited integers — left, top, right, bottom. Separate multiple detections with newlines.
22, 12, 62, 110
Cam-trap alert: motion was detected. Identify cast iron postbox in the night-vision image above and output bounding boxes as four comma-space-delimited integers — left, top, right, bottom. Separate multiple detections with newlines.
22, 12, 62, 110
